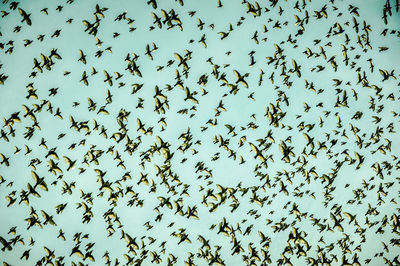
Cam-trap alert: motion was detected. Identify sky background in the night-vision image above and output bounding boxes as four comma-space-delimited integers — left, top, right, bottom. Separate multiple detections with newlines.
0, 0, 400, 265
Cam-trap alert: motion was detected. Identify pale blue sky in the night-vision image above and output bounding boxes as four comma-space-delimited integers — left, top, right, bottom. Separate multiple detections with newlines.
0, 0, 400, 265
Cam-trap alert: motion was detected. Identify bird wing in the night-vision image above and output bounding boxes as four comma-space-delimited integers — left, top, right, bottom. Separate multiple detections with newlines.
94, 169, 105, 177
82, 20, 91, 27
161, 9, 168, 18
22, 104, 29, 113
292, 59, 297, 69
63, 156, 72, 166
250, 143, 259, 154
31, 171, 39, 183
174, 53, 183, 63
225, 124, 233, 131
0, 236, 11, 250
43, 246, 54, 256
88, 97, 94, 106
41, 210, 49, 220
137, 118, 143, 128
69, 115, 76, 125
354, 152, 362, 163
303, 133, 311, 144
18, 8, 27, 16
233, 70, 240, 79
343, 212, 354, 221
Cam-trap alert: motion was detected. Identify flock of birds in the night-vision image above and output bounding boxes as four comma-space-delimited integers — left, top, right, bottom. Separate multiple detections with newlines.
0, 0, 400, 265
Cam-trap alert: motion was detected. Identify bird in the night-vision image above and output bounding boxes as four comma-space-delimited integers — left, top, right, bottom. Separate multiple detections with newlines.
80, 71, 89, 85
233, 70, 249, 88
63, 156, 77, 171
78, 49, 87, 64
18, 8, 32, 25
